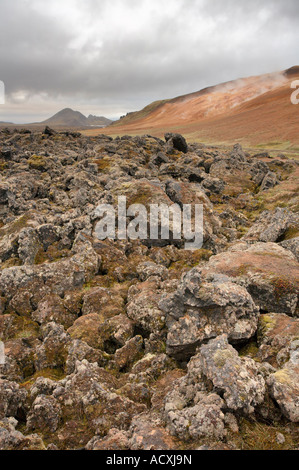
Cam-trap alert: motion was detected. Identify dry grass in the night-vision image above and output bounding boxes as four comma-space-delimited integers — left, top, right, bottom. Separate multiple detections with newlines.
231, 418, 299, 450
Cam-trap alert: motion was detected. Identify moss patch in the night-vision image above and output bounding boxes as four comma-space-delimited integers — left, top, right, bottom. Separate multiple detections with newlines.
28, 154, 48, 171
239, 340, 260, 361
20, 368, 66, 390
94, 158, 111, 173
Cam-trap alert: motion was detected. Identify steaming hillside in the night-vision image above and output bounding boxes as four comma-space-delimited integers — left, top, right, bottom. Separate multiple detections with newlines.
92, 66, 299, 147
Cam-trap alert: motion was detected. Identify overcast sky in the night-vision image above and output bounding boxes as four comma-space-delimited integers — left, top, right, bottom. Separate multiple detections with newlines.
0, 0, 298, 123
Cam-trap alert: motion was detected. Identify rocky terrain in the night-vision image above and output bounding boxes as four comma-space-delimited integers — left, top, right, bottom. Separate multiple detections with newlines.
0, 127, 298, 450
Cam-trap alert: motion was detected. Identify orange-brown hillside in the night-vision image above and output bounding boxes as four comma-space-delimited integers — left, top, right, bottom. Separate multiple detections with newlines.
84, 66, 299, 148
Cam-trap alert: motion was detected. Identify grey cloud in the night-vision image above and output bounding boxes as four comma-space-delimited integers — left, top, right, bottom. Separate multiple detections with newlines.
0, 0, 298, 122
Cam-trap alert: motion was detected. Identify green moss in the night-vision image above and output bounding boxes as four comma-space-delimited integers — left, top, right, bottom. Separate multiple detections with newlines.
239, 341, 260, 361
83, 281, 93, 290
128, 190, 155, 206
20, 368, 66, 390
169, 249, 213, 275
28, 154, 47, 171
0, 161, 8, 171
94, 158, 111, 172
282, 225, 299, 241
34, 249, 48, 265
259, 314, 277, 334
13, 317, 40, 340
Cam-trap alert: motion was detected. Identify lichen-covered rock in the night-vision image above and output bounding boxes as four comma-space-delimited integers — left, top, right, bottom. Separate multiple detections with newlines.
29, 376, 59, 400
0, 418, 46, 450
127, 278, 166, 336
35, 322, 71, 371
26, 395, 62, 433
164, 335, 266, 440
130, 353, 178, 386
164, 349, 226, 440
160, 269, 259, 359
202, 176, 225, 194
280, 237, 299, 262
136, 262, 169, 282
250, 160, 270, 186
0, 240, 101, 303
67, 313, 105, 350
129, 413, 178, 450
114, 336, 143, 370
0, 129, 297, 450
82, 286, 125, 318
0, 212, 41, 264
85, 429, 130, 450
66, 339, 109, 374
243, 208, 298, 243
257, 313, 299, 367
106, 314, 135, 348
151, 369, 186, 412
0, 182, 12, 206
267, 355, 299, 422
165, 388, 226, 441
52, 360, 146, 448
18, 227, 42, 264
0, 379, 27, 419
201, 242, 299, 316
3, 337, 39, 379
198, 335, 265, 413
260, 171, 278, 191
117, 381, 151, 406
165, 180, 223, 250
0, 314, 40, 343
32, 294, 77, 329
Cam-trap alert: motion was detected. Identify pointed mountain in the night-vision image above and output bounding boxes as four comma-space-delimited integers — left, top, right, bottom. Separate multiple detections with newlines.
42, 108, 112, 127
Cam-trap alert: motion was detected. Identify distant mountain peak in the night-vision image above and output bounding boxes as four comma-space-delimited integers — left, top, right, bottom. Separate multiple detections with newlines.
42, 108, 112, 127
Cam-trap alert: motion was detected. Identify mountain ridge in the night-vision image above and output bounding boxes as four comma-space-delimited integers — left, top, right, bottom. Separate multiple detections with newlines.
41, 108, 113, 127
0, 108, 113, 128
